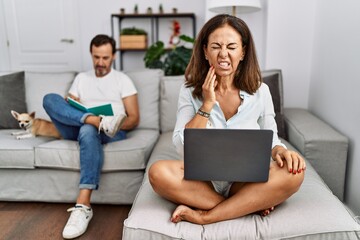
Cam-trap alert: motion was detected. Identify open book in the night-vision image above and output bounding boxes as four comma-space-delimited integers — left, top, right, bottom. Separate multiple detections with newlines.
67, 97, 114, 116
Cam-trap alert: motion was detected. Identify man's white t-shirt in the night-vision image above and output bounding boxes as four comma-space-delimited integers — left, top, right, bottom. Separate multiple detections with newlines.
68, 69, 137, 116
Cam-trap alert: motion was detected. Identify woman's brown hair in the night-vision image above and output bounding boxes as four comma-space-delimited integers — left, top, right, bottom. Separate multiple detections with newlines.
185, 14, 261, 99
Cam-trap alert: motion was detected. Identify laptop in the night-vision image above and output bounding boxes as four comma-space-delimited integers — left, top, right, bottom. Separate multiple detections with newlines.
184, 128, 273, 182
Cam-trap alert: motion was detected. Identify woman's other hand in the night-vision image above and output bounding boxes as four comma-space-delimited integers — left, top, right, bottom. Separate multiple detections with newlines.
272, 146, 306, 174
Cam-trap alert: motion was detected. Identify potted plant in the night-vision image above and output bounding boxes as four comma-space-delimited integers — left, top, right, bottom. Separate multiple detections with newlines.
120, 27, 148, 49
143, 35, 195, 76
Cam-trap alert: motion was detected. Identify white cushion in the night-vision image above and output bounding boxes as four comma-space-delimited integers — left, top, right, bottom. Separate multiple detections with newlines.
25, 72, 76, 120
34, 129, 159, 171
160, 75, 184, 133
0, 129, 54, 169
125, 69, 163, 130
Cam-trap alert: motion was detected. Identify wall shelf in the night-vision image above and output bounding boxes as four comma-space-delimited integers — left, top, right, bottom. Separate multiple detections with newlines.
111, 13, 196, 70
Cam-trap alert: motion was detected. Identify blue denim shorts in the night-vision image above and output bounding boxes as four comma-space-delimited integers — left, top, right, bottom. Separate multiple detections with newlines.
211, 181, 233, 198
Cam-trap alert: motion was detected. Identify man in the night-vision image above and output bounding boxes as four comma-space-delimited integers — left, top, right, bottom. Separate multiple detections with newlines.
43, 34, 139, 239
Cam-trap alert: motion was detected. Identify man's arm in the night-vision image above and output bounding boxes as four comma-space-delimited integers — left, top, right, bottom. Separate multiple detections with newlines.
121, 94, 139, 130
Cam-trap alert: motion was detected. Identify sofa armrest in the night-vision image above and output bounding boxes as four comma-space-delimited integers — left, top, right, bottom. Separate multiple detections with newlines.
284, 108, 348, 201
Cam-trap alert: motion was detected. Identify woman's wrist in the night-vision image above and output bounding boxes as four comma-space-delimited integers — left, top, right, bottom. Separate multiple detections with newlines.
200, 102, 213, 113
197, 108, 210, 118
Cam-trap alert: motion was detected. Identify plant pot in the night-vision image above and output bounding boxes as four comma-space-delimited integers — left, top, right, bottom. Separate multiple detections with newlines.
120, 35, 147, 49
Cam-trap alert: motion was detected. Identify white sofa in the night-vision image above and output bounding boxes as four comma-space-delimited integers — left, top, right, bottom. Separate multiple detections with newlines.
0, 69, 359, 239
0, 69, 163, 203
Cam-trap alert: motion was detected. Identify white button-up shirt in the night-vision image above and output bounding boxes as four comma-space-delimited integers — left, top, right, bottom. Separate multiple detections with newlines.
173, 83, 285, 158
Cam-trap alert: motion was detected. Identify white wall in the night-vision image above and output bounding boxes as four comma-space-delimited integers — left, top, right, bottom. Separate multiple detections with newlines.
265, 0, 317, 108
263, 0, 360, 215
309, 0, 360, 215
0, 0, 11, 71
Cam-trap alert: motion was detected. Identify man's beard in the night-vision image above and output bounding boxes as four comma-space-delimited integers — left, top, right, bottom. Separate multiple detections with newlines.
95, 66, 108, 77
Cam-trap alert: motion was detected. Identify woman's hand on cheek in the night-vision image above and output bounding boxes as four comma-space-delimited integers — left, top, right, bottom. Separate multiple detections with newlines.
202, 66, 217, 110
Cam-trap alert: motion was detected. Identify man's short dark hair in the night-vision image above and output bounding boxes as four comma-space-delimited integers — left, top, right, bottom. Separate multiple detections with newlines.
90, 34, 116, 54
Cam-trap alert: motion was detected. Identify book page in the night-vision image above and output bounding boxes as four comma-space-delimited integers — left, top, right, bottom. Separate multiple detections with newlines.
67, 97, 114, 116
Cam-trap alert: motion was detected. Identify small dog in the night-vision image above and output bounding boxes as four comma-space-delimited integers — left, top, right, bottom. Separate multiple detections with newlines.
11, 110, 61, 140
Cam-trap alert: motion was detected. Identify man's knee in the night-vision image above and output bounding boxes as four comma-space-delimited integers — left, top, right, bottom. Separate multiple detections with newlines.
43, 93, 60, 110
43, 93, 52, 109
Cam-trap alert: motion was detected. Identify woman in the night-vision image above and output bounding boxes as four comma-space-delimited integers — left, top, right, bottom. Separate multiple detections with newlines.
149, 14, 305, 225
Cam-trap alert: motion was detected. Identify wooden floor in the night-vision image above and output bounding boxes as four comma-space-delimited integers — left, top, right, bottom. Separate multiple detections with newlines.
0, 202, 131, 240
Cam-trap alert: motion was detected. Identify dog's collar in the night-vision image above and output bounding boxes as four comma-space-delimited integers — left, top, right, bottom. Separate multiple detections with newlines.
23, 122, 33, 131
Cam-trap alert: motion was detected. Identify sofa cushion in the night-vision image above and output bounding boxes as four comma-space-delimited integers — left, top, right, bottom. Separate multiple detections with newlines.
34, 129, 159, 171
125, 69, 163, 130
0, 129, 55, 169
262, 69, 286, 139
123, 133, 360, 240
0, 72, 27, 129
160, 75, 185, 133
25, 71, 76, 121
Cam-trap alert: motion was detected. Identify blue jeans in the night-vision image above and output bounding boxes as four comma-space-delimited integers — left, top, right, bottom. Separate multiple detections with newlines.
43, 93, 126, 190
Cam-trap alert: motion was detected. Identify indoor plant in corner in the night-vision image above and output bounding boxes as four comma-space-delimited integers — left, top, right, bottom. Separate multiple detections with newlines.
143, 35, 195, 76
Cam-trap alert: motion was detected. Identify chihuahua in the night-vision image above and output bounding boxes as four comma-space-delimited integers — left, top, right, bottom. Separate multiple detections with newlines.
11, 110, 61, 140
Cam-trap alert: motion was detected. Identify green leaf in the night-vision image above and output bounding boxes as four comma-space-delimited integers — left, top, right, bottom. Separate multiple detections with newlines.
143, 35, 194, 75
179, 35, 195, 44
163, 46, 192, 76
143, 41, 166, 68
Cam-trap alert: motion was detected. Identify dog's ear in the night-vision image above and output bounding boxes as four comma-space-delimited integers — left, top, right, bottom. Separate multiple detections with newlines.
10, 110, 19, 120
30, 112, 36, 118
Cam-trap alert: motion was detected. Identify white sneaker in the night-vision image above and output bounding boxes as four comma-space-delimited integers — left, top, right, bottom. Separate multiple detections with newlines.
62, 204, 93, 239
98, 114, 127, 138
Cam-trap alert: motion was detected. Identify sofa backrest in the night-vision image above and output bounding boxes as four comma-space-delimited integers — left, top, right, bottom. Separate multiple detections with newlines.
3, 68, 284, 136
158, 69, 286, 139
159, 75, 185, 133
125, 69, 163, 130
24, 69, 164, 130
25, 71, 77, 121
2, 69, 163, 130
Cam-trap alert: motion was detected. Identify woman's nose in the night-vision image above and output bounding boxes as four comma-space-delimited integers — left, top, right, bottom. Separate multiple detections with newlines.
219, 47, 228, 57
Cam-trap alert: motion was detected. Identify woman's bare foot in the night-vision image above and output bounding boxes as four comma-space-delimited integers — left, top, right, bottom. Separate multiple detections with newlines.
259, 206, 275, 216
171, 205, 275, 224
170, 205, 207, 224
